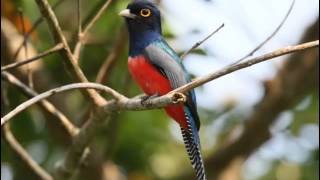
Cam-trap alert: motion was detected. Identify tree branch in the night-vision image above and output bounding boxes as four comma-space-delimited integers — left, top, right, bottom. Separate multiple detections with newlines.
2, 40, 318, 130
1, 83, 185, 126
180, 23, 225, 59
1, 71, 79, 136
2, 124, 53, 180
230, 0, 295, 65
73, 0, 113, 60
96, 26, 127, 84
1, 43, 64, 72
11, 0, 65, 62
81, 0, 112, 37
174, 40, 319, 94
2, 39, 318, 124
0, 83, 125, 126
34, 0, 107, 106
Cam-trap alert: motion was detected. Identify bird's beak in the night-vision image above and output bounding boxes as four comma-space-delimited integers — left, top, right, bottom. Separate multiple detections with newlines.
119, 9, 136, 19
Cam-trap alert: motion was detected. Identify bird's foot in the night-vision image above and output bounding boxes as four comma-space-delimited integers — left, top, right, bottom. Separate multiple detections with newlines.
171, 92, 187, 104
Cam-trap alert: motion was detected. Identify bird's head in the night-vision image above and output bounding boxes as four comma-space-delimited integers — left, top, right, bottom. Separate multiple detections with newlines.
119, 0, 162, 55
119, 0, 161, 34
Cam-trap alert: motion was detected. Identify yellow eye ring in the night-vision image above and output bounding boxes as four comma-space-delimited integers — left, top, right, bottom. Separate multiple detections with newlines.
140, 9, 151, 17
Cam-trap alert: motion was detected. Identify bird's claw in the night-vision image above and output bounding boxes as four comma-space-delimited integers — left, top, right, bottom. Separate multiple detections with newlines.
172, 92, 186, 104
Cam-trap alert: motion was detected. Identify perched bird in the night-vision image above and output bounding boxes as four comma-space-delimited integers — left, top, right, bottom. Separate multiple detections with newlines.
119, 1, 206, 179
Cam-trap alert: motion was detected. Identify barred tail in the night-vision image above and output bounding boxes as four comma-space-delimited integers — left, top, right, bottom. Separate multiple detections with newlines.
181, 124, 206, 180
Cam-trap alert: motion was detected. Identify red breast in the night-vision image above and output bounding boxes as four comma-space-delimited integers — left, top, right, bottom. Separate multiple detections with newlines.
128, 55, 188, 128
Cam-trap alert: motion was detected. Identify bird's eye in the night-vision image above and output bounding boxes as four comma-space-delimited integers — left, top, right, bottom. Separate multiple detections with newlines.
140, 9, 151, 17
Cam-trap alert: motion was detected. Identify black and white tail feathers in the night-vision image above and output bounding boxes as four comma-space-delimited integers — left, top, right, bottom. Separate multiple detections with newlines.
181, 114, 206, 180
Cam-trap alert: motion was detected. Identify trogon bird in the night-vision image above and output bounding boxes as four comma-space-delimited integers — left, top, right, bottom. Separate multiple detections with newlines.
119, 1, 206, 179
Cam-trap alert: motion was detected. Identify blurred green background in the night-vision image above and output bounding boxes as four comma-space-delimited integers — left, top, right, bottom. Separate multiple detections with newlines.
1, 0, 319, 180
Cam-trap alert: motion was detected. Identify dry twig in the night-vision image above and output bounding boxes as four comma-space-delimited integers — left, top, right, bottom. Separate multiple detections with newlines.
96, 26, 127, 84
174, 40, 319, 94
0, 83, 126, 126
34, 0, 107, 105
1, 71, 79, 136
230, 0, 296, 65
180, 23, 225, 59
73, 0, 113, 60
1, 43, 64, 72
2, 124, 53, 180
12, 0, 65, 61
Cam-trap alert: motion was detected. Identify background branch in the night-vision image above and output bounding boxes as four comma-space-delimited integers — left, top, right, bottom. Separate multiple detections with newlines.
2, 124, 53, 180
11, 0, 65, 62
96, 26, 127, 84
73, 0, 113, 60
180, 23, 225, 59
1, 43, 64, 72
0, 83, 127, 126
34, 0, 107, 106
229, 0, 296, 65
1, 71, 79, 136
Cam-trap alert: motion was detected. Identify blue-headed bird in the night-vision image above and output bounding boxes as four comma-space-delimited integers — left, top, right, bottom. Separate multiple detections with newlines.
120, 1, 206, 179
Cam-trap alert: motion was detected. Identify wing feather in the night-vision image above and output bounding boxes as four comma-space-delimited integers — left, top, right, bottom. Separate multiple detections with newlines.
143, 39, 200, 130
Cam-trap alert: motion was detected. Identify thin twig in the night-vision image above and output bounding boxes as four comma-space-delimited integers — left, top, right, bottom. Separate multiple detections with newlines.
73, 0, 83, 61
174, 40, 319, 94
12, 0, 65, 61
2, 124, 53, 180
230, 0, 296, 66
18, 10, 34, 88
82, 0, 112, 36
180, 23, 225, 59
77, 0, 82, 36
73, 0, 113, 60
1, 43, 64, 72
1, 71, 79, 136
96, 26, 127, 84
1, 83, 126, 126
34, 0, 107, 105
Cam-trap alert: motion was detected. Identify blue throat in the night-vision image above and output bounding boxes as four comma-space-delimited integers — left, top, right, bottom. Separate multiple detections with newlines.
129, 30, 161, 56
